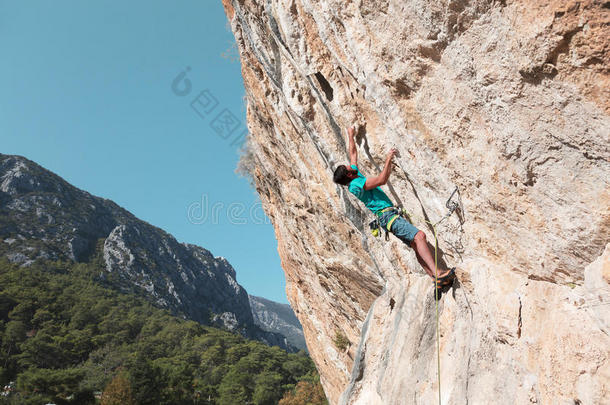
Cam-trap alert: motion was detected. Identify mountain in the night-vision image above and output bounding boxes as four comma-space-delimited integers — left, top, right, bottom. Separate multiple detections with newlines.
221, 0, 609, 404
249, 294, 307, 351
0, 153, 293, 351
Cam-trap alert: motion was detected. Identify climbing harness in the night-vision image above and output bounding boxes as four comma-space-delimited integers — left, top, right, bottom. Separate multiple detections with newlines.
369, 207, 397, 241
368, 186, 462, 244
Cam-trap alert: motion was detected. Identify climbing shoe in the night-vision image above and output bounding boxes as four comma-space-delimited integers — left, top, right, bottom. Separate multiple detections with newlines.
438, 267, 456, 287
433, 268, 456, 300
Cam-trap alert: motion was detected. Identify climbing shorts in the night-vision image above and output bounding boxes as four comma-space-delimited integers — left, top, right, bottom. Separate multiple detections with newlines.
378, 209, 419, 244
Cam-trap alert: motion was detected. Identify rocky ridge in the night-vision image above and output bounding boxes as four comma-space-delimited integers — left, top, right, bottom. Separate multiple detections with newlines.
0, 153, 292, 351
222, 0, 609, 404
249, 294, 307, 351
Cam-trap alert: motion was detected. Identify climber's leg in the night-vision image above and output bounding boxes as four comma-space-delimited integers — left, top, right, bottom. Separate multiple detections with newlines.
413, 246, 431, 276
410, 231, 452, 280
385, 215, 437, 277
410, 232, 438, 278
380, 213, 452, 279
381, 212, 454, 286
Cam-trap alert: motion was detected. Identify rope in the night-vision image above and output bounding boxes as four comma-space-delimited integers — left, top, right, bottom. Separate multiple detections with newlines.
433, 223, 441, 405
372, 157, 459, 403
390, 131, 458, 404
396, 207, 443, 404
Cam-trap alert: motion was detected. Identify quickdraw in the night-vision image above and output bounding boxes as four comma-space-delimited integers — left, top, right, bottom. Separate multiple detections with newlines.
433, 186, 462, 227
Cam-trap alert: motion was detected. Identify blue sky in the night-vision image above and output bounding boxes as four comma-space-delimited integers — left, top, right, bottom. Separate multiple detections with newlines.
0, 1, 289, 304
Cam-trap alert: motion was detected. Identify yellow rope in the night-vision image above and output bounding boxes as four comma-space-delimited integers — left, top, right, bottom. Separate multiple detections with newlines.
390, 135, 457, 404
433, 223, 441, 405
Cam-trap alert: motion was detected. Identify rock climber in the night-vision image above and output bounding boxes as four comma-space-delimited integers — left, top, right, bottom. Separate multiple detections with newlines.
332, 126, 455, 297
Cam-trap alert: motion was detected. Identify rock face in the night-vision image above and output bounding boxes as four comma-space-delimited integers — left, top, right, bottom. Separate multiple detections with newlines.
0, 154, 292, 351
249, 294, 307, 351
221, 1, 609, 404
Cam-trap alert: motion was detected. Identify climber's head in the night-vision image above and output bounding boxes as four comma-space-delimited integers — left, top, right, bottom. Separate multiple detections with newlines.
333, 165, 358, 186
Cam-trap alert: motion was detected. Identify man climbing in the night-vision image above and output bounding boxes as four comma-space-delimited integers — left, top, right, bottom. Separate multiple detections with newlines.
333, 126, 455, 297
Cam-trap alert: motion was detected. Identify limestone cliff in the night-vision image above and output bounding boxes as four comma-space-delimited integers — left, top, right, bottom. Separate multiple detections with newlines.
221, 1, 609, 404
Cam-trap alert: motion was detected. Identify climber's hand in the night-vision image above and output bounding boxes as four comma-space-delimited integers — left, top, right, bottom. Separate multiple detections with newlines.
386, 148, 398, 162
347, 126, 356, 139
365, 149, 398, 189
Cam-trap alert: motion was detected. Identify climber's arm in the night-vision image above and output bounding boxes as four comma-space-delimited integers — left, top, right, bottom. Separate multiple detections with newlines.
348, 126, 358, 166
364, 149, 398, 190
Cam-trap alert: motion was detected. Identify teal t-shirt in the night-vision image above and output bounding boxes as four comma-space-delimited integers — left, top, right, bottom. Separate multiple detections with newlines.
347, 164, 393, 213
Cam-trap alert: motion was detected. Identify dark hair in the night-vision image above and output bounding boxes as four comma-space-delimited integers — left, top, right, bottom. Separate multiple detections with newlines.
333, 165, 352, 186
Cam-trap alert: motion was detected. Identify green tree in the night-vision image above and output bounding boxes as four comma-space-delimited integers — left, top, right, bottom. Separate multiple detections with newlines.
127, 352, 162, 405
282, 352, 312, 379
3, 320, 26, 344
2, 320, 26, 362
7, 301, 36, 325
31, 308, 53, 328
17, 367, 86, 400
79, 344, 129, 393
218, 368, 252, 405
153, 356, 195, 404
18, 330, 63, 369
226, 343, 249, 364
0, 293, 17, 320
253, 371, 283, 405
